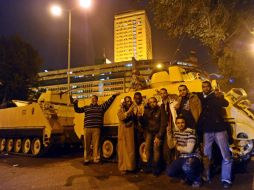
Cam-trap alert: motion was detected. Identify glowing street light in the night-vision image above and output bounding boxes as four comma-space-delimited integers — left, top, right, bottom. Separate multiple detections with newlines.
50, 0, 92, 95
156, 63, 163, 69
79, 0, 92, 8
50, 5, 62, 16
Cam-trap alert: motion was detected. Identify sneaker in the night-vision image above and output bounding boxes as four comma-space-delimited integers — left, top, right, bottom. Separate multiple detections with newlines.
222, 181, 232, 189
192, 181, 201, 188
120, 171, 127, 175
83, 160, 90, 165
180, 178, 190, 185
152, 170, 160, 177
93, 159, 101, 164
201, 175, 211, 184
169, 178, 179, 183
144, 167, 152, 174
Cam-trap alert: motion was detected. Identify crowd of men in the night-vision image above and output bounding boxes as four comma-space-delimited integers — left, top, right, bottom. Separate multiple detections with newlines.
74, 80, 232, 189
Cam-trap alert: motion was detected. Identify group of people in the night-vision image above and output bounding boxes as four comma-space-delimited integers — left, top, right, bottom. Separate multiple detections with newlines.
74, 80, 233, 189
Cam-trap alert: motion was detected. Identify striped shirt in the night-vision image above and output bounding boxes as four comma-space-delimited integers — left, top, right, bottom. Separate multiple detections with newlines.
173, 128, 200, 159
74, 95, 116, 128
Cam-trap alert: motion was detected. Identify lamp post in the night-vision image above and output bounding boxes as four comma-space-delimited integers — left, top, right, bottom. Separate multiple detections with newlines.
67, 10, 72, 94
50, 0, 92, 94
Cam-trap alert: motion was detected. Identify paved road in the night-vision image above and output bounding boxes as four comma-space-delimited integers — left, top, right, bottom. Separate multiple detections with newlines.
0, 149, 253, 190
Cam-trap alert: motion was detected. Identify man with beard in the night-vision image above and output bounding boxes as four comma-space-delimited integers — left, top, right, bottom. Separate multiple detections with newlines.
158, 88, 177, 166
141, 97, 166, 176
197, 81, 232, 189
117, 96, 136, 174
74, 93, 119, 164
175, 84, 202, 130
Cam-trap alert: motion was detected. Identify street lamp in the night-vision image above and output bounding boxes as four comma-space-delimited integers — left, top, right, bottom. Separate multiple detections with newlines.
50, 5, 62, 16
50, 0, 92, 94
156, 63, 163, 69
79, 0, 92, 8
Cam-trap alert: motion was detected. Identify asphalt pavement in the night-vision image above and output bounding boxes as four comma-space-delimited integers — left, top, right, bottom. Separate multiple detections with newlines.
0, 148, 253, 190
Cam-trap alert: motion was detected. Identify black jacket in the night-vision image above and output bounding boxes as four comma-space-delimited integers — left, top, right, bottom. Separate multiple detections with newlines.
197, 92, 229, 133
141, 105, 166, 139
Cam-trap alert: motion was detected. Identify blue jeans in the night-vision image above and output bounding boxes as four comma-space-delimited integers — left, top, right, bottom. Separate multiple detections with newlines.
145, 132, 161, 172
203, 131, 232, 183
166, 157, 201, 183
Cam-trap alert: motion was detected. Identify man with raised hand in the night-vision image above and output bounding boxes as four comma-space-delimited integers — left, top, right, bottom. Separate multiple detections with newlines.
197, 81, 232, 189
74, 93, 119, 165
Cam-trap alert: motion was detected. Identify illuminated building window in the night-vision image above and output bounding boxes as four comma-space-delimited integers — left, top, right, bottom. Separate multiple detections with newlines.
114, 10, 152, 62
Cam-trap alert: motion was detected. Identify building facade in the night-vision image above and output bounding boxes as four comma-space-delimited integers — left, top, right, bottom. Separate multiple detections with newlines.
38, 60, 157, 99
37, 59, 204, 100
114, 10, 153, 63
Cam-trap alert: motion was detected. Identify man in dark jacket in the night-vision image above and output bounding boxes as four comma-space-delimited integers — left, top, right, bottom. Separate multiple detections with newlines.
141, 97, 166, 176
132, 92, 145, 168
175, 84, 202, 129
158, 88, 177, 166
197, 81, 232, 189
74, 93, 118, 164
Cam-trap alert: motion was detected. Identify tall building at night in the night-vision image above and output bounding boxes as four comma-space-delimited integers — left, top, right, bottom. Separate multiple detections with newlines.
114, 10, 153, 63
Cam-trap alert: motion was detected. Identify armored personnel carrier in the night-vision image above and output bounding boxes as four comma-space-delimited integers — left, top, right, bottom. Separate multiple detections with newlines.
0, 91, 79, 156
74, 65, 254, 162
74, 65, 210, 160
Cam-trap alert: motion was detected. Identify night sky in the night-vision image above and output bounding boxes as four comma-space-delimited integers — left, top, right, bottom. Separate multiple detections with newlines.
0, 0, 213, 72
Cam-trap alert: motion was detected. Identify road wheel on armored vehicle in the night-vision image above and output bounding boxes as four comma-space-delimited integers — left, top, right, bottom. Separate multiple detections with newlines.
22, 138, 31, 154
14, 139, 22, 153
101, 138, 116, 160
6, 139, 14, 152
0, 138, 6, 152
31, 138, 42, 156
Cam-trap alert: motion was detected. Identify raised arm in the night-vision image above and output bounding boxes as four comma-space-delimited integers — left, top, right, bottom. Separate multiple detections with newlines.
215, 90, 229, 107
216, 96, 229, 107
74, 100, 86, 113
102, 94, 117, 112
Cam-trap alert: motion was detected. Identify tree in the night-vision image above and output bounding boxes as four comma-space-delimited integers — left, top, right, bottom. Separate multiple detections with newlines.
0, 35, 42, 104
142, 0, 254, 90
218, 47, 254, 91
